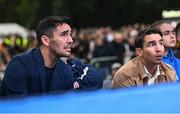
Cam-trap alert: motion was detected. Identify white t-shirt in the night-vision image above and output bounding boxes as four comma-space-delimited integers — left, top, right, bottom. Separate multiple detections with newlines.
143, 65, 160, 85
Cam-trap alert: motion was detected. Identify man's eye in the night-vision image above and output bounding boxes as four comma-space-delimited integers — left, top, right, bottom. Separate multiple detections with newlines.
148, 42, 156, 47
160, 41, 163, 45
163, 32, 169, 36
172, 31, 176, 35
61, 33, 67, 37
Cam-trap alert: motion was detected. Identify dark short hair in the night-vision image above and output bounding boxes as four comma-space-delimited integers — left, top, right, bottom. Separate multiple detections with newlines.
176, 22, 180, 36
151, 20, 171, 29
36, 16, 72, 46
135, 27, 162, 49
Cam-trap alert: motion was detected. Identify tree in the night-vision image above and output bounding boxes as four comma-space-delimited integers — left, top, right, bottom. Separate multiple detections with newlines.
0, 0, 179, 29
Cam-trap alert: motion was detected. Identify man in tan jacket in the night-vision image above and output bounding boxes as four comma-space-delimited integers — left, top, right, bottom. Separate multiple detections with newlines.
112, 27, 176, 88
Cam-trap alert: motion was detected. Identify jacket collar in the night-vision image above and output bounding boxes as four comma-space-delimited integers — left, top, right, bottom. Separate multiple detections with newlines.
135, 57, 165, 80
32, 48, 46, 92
32, 48, 73, 91
164, 48, 174, 58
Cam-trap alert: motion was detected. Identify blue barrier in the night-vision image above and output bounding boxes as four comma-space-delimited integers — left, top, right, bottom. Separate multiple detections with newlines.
0, 83, 180, 113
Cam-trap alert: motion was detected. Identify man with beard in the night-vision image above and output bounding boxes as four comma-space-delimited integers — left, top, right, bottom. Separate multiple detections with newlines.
0, 16, 74, 96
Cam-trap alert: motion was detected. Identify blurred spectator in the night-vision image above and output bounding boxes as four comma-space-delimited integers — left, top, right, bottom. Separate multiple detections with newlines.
152, 21, 180, 81
27, 31, 37, 50
93, 29, 110, 58
103, 62, 121, 89
111, 63, 122, 78
175, 22, 180, 58
109, 31, 126, 64
0, 38, 11, 70
72, 29, 89, 59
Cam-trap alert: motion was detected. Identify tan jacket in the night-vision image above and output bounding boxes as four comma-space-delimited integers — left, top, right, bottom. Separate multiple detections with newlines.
112, 57, 176, 88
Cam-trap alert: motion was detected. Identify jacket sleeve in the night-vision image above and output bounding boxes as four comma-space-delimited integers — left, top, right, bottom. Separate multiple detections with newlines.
111, 70, 136, 88
0, 58, 29, 96
69, 59, 104, 90
56, 60, 74, 90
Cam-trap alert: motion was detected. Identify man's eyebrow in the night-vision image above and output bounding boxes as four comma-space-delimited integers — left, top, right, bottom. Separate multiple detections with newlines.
60, 29, 72, 34
159, 38, 163, 42
146, 38, 163, 45
163, 29, 175, 33
146, 40, 155, 44
61, 30, 70, 33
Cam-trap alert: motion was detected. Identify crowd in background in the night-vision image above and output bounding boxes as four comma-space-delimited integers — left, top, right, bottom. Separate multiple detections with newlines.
0, 32, 37, 72
0, 22, 179, 80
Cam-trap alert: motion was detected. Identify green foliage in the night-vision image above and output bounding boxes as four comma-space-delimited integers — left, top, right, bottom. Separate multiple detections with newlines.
0, 0, 179, 29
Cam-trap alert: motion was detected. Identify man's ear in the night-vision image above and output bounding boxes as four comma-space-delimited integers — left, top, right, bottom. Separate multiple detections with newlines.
41, 35, 50, 46
135, 48, 143, 57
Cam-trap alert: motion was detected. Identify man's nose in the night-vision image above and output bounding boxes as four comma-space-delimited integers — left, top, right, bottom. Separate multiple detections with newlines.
156, 44, 164, 52
67, 35, 73, 44
170, 31, 176, 39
